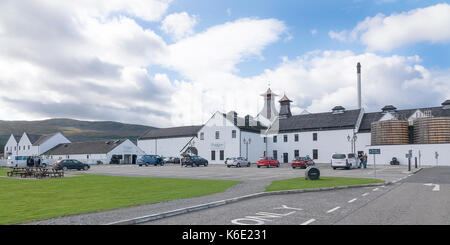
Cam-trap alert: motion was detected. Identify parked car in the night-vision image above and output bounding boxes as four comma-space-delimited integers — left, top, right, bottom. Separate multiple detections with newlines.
226, 157, 251, 168
138, 155, 164, 167
182, 155, 208, 167
331, 153, 360, 170
163, 157, 181, 164
291, 156, 315, 169
54, 159, 90, 171
257, 157, 280, 168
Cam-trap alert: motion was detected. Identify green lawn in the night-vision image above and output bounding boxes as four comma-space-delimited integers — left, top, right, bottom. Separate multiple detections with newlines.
265, 176, 384, 192
0, 172, 240, 225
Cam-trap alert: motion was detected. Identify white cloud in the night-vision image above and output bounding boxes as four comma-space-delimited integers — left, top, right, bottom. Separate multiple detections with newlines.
161, 18, 287, 80
329, 3, 450, 52
161, 12, 198, 41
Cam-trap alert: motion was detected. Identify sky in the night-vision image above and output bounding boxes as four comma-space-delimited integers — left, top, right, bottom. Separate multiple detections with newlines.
0, 0, 449, 127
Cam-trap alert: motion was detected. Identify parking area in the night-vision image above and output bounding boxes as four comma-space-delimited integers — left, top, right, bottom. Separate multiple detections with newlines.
87, 163, 412, 183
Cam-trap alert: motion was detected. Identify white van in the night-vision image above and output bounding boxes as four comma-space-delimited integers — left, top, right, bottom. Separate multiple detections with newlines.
331, 153, 361, 170
7, 156, 28, 167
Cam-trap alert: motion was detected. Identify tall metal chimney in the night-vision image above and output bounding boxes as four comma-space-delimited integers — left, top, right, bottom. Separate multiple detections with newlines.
357, 62, 362, 109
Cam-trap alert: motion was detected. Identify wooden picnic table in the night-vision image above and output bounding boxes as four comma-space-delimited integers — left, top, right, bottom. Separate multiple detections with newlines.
7, 167, 64, 179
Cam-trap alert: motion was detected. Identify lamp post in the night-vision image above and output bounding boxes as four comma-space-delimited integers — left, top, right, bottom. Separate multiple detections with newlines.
347, 134, 358, 156
243, 138, 252, 160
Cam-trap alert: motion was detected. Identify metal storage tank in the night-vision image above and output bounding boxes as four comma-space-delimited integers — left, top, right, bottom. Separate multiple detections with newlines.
371, 120, 409, 145
413, 117, 450, 144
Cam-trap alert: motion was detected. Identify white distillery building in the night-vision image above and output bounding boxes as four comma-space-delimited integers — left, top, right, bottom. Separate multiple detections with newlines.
44, 139, 145, 165
4, 132, 71, 158
138, 63, 450, 166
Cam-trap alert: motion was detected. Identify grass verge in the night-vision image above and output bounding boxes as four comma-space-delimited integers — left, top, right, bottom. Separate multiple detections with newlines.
0, 173, 240, 225
265, 176, 384, 192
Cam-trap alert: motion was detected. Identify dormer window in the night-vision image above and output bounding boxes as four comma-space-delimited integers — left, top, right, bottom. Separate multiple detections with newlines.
332, 106, 346, 114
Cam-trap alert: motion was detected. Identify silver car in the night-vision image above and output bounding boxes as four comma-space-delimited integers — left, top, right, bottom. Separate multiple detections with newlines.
226, 157, 251, 168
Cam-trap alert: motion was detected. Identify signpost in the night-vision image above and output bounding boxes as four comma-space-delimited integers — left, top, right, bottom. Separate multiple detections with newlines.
406, 150, 412, 172
369, 149, 381, 179
435, 152, 439, 167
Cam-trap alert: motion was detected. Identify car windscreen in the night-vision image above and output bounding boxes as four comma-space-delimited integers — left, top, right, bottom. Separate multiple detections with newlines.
332, 154, 346, 159
348, 154, 356, 158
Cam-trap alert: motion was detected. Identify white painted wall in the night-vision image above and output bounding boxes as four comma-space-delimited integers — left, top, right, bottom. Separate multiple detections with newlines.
364, 143, 450, 166
17, 133, 38, 156
267, 129, 359, 163
240, 131, 265, 163
4, 135, 18, 158
194, 112, 241, 164
138, 137, 192, 157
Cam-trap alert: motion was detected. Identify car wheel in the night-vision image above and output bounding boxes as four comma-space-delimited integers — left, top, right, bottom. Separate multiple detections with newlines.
257, 165, 260, 168
227, 165, 231, 168
247, 163, 251, 167
63, 166, 68, 171
333, 167, 336, 170
277, 164, 280, 168
83, 166, 89, 171
237, 163, 241, 168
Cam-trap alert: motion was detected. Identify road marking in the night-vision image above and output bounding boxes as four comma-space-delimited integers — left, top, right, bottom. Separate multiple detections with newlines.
424, 183, 440, 192
301, 219, 316, 225
348, 198, 357, 203
373, 188, 379, 191
327, 207, 340, 213
362, 193, 370, 197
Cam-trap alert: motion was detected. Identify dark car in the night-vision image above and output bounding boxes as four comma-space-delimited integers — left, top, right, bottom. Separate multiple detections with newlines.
291, 156, 315, 169
182, 156, 208, 167
54, 159, 90, 171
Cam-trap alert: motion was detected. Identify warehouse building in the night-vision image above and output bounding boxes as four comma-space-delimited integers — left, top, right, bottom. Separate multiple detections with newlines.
44, 139, 145, 165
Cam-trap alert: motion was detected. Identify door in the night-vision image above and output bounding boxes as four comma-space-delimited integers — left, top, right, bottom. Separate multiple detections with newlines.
283, 153, 289, 164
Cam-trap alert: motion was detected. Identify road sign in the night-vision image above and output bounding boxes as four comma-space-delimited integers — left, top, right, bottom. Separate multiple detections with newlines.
369, 149, 381, 155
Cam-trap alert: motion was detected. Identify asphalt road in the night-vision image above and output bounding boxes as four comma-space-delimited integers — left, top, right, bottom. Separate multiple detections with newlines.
26, 163, 414, 225
143, 167, 450, 225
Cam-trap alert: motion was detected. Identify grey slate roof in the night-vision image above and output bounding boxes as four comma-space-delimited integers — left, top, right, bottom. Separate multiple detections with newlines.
278, 109, 361, 133
139, 126, 203, 140
26, 134, 43, 145
358, 106, 450, 133
44, 139, 127, 155
13, 135, 21, 142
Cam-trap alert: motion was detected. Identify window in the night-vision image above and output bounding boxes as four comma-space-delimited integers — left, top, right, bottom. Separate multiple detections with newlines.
313, 133, 318, 141
6, 147, 8, 151
14, 146, 16, 151
294, 150, 299, 158
215, 131, 220, 139
284, 135, 288, 142
273, 136, 277, 143
273, 150, 278, 160
313, 149, 318, 160
87, 155, 90, 159
295, 134, 299, 142
200, 132, 204, 140
28, 145, 30, 150
220, 150, 224, 161
232, 130, 236, 139
211, 151, 216, 161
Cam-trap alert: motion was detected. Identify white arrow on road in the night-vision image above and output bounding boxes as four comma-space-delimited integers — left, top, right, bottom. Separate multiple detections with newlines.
424, 183, 440, 191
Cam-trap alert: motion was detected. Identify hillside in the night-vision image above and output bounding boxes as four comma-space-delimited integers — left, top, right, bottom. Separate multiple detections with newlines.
0, 118, 156, 154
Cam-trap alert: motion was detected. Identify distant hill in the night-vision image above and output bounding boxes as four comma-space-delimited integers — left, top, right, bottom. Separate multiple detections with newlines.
0, 118, 156, 154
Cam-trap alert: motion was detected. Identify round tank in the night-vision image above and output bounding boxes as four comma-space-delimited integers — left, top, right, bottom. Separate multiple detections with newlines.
413, 117, 450, 144
371, 120, 409, 145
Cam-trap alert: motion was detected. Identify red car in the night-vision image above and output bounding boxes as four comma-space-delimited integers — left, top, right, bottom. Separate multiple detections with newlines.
291, 156, 315, 169
257, 157, 280, 168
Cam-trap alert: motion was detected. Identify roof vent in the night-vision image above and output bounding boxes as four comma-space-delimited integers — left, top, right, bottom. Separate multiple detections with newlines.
381, 105, 397, 114
332, 106, 346, 114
